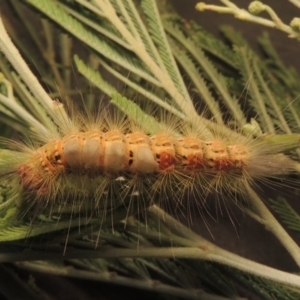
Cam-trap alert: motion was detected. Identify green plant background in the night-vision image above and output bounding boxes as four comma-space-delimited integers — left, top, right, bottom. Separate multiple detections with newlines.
0, 0, 300, 299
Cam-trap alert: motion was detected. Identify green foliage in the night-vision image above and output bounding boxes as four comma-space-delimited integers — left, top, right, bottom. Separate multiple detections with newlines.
164, 17, 250, 127
141, 0, 190, 99
226, 266, 300, 300
0, 0, 300, 299
269, 197, 300, 232
23, 0, 157, 84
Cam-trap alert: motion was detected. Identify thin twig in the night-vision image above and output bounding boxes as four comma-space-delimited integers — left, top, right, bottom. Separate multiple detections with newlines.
196, 1, 300, 38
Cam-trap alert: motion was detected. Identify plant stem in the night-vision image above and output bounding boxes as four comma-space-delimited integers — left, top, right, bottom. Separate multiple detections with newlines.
196, 1, 300, 39
289, 0, 300, 9
16, 261, 232, 300
244, 182, 300, 267
0, 17, 72, 130
1, 244, 299, 288
0, 18, 53, 113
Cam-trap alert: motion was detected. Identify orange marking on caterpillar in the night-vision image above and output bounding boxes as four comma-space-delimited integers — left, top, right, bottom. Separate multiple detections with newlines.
150, 134, 177, 171
176, 137, 205, 172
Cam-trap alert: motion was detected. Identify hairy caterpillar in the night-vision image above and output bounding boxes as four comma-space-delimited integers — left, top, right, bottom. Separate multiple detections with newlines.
1, 99, 298, 226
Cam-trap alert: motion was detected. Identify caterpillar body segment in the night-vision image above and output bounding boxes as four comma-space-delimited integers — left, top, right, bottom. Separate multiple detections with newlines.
126, 132, 158, 173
